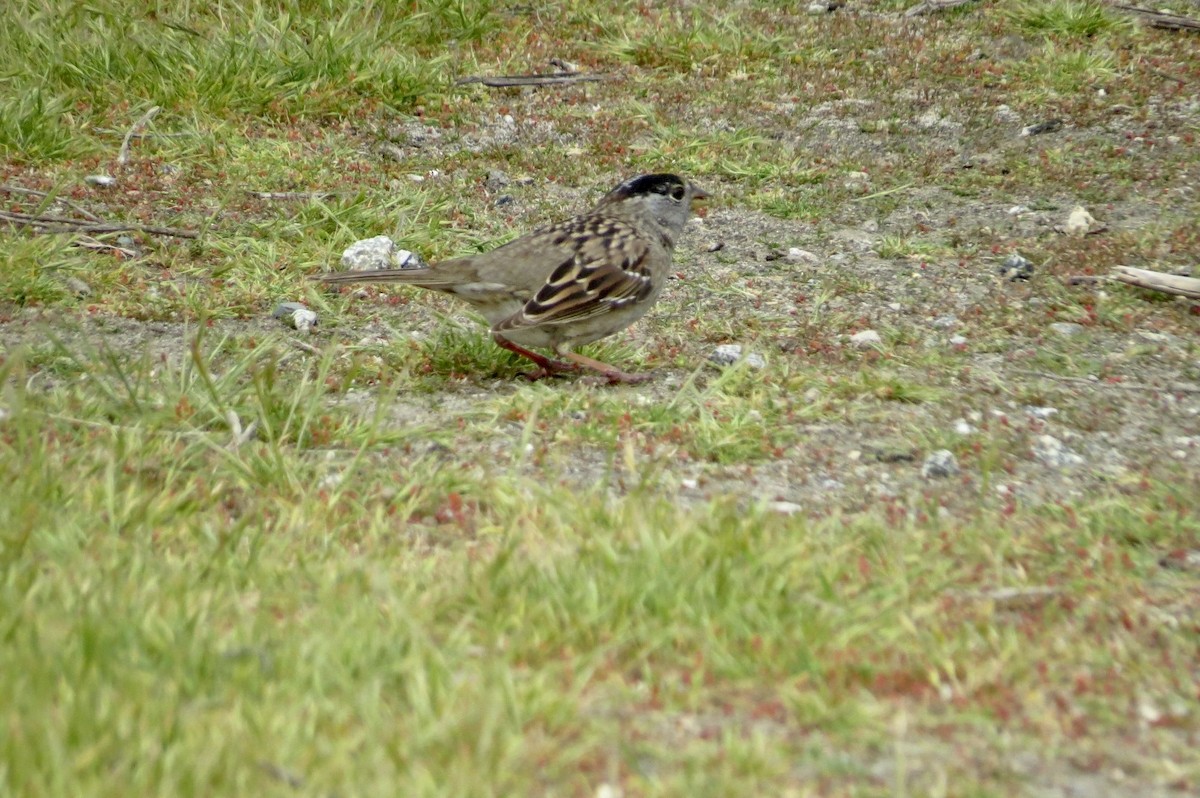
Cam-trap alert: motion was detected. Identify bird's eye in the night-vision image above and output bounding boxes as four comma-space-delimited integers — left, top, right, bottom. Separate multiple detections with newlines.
670, 185, 685, 201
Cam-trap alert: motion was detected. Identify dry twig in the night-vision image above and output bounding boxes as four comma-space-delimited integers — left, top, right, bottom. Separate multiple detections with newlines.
1, 183, 102, 221
456, 72, 609, 88
245, 190, 339, 201
1110, 3, 1200, 31
0, 209, 199, 239
71, 236, 139, 258
117, 106, 162, 166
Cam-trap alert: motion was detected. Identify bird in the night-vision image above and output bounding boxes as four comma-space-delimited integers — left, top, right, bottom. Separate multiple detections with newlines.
315, 173, 709, 384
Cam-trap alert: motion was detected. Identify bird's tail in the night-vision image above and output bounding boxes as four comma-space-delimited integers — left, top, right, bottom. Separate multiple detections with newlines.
314, 268, 452, 288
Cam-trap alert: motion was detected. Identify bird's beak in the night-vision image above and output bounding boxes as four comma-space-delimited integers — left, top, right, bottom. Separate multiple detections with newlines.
691, 184, 711, 201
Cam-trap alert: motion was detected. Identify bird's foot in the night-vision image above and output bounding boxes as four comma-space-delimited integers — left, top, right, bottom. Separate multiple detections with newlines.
567, 352, 653, 385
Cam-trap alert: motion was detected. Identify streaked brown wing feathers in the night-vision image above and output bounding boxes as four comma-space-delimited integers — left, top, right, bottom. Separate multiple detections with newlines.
493, 232, 653, 332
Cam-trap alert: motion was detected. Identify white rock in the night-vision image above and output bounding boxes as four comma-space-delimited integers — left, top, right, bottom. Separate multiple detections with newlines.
922, 450, 959, 479
850, 329, 882, 347
786, 247, 820, 264
1064, 206, 1096, 236
1024, 406, 1059, 419
953, 419, 975, 435
84, 174, 117, 187
949, 335, 968, 346
709, 344, 743, 365
768, 501, 804, 515
340, 236, 426, 271
341, 236, 395, 270
291, 308, 318, 333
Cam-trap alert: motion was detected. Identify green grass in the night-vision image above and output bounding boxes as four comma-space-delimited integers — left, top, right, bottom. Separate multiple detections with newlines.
4, 341, 1198, 795
3, 0, 1200, 794
1010, 0, 1135, 38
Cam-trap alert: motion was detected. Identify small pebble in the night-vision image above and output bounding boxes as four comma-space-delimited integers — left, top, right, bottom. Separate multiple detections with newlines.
953, 419, 975, 435
998, 253, 1034, 281
949, 335, 967, 346
768, 501, 804, 515
786, 247, 820, 264
922, 450, 959, 479
84, 174, 117, 187
273, 302, 318, 332
1024, 406, 1059, 419
850, 329, 882, 347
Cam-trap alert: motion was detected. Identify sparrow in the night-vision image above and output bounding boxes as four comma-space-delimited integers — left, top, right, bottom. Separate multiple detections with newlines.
316, 173, 708, 383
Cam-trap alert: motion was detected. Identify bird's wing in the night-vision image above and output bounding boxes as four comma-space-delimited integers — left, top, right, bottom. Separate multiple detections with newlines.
491, 228, 655, 332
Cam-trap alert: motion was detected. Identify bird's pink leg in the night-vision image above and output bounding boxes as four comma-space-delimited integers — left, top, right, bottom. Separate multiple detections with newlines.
565, 352, 652, 385
492, 335, 577, 380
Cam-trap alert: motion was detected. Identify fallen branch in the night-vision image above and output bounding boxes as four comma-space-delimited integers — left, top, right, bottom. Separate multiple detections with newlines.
0, 209, 199, 239
1110, 3, 1200, 31
71, 236, 139, 258
1, 183, 102, 221
117, 105, 161, 166
1013, 369, 1200, 395
456, 72, 609, 88
1111, 265, 1200, 300
246, 190, 338, 201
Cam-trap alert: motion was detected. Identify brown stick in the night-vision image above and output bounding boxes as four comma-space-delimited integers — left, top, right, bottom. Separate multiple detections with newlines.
117, 106, 161, 166
245, 190, 339, 201
456, 72, 609, 88
0, 209, 200, 239
0, 183, 102, 221
1110, 4, 1200, 31
71, 236, 139, 258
